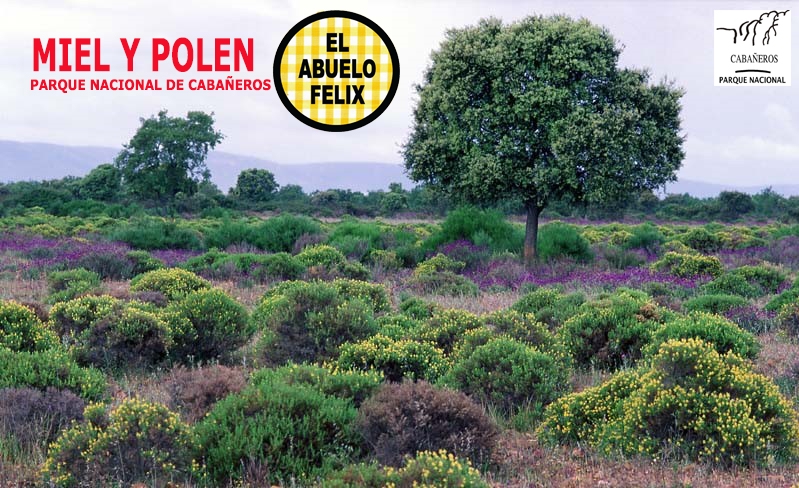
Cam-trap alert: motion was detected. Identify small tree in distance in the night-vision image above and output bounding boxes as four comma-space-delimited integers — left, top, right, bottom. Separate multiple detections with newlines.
402, 15, 685, 266
115, 110, 223, 207
232, 168, 279, 205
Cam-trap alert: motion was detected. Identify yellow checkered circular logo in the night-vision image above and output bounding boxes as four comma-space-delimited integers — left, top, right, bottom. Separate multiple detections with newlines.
274, 11, 400, 132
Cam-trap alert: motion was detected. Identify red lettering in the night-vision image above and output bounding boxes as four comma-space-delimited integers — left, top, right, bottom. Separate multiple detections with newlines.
234, 38, 253, 71
121, 38, 140, 71
75, 38, 91, 71
58, 38, 71, 71
172, 38, 193, 72
152, 38, 169, 71
215, 38, 230, 71
33, 39, 55, 71
197, 39, 213, 71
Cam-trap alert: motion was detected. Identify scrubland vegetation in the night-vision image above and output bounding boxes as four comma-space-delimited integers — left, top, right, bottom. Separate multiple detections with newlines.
2, 207, 799, 487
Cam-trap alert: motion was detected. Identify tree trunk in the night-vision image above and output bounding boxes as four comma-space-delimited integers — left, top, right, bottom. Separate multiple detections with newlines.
524, 203, 540, 268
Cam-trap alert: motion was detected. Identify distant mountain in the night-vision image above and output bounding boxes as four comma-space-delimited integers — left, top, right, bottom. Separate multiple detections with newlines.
0, 140, 413, 193
1, 140, 797, 197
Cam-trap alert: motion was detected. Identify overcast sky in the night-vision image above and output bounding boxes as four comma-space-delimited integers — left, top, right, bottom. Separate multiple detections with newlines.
1, 0, 797, 186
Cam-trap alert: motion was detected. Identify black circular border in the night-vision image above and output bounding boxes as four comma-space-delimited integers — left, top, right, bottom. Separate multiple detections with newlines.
273, 10, 400, 132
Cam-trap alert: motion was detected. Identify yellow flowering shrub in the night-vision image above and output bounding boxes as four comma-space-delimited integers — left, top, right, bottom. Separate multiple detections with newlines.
337, 334, 450, 382
296, 244, 346, 268
413, 253, 465, 277
43, 399, 197, 487
129, 268, 211, 300
539, 338, 799, 466
645, 312, 760, 359
0, 300, 58, 352
49, 295, 119, 342
651, 251, 724, 278
416, 309, 482, 354
387, 449, 488, 488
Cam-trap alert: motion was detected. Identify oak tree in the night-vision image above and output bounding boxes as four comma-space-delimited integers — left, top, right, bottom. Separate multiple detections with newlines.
402, 16, 685, 265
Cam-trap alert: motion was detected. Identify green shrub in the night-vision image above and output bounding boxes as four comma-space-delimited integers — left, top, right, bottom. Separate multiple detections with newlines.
250, 363, 382, 407
252, 280, 382, 365
203, 218, 254, 249
559, 292, 666, 369
168, 288, 251, 362
414, 253, 465, 276
539, 338, 799, 466
424, 207, 523, 254
252, 214, 322, 252
683, 294, 749, 314
196, 378, 360, 485
681, 227, 723, 253
408, 270, 480, 296
337, 334, 449, 382
340, 260, 371, 280
511, 288, 585, 328
417, 309, 482, 354
368, 249, 402, 271
702, 273, 760, 298
388, 450, 489, 488
651, 251, 724, 278
538, 222, 593, 263
0, 300, 58, 352
126, 249, 164, 275
75, 306, 172, 370
480, 309, 558, 352
730, 264, 787, 294
328, 220, 385, 260
777, 301, 799, 336
254, 252, 306, 280
296, 244, 347, 268
130, 268, 211, 300
647, 312, 760, 359
49, 294, 119, 342
43, 399, 196, 487
445, 337, 568, 414
0, 348, 106, 401
766, 287, 799, 312
399, 296, 442, 320
46, 268, 101, 303
623, 223, 665, 251
111, 218, 202, 250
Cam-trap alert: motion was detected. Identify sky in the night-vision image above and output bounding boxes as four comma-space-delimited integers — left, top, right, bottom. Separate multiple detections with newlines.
1, 0, 797, 186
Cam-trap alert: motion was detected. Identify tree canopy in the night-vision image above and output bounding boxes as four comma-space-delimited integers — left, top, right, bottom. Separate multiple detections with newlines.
402, 15, 685, 265
115, 110, 223, 205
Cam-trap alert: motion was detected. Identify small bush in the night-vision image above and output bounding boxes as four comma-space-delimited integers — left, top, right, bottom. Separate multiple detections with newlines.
390, 450, 488, 487
356, 381, 498, 467
766, 287, 799, 312
480, 309, 558, 352
111, 219, 202, 250
47, 268, 101, 303
414, 253, 465, 276
76, 306, 172, 370
0, 300, 58, 352
203, 218, 254, 249
0, 387, 85, 457
559, 292, 666, 369
539, 338, 799, 466
0, 349, 106, 401
296, 244, 346, 268
623, 223, 664, 251
75, 251, 134, 280
702, 273, 760, 298
778, 301, 799, 336
250, 363, 382, 408
44, 399, 196, 487
368, 249, 403, 271
681, 227, 723, 253
731, 264, 787, 294
337, 334, 449, 382
164, 365, 246, 423
399, 296, 442, 320
168, 288, 251, 362
683, 294, 749, 314
130, 268, 211, 300
48, 294, 119, 342
417, 309, 482, 354
196, 378, 360, 485
651, 251, 724, 278
252, 214, 322, 252
512, 288, 585, 328
538, 222, 593, 263
252, 280, 382, 365
126, 249, 164, 275
445, 337, 569, 414
425, 207, 523, 254
646, 312, 760, 359
252, 252, 306, 280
